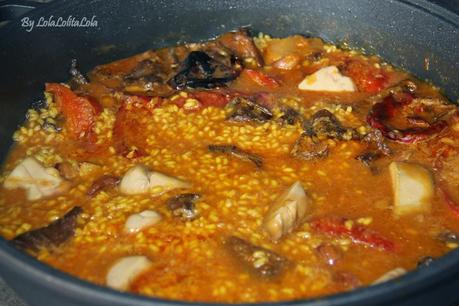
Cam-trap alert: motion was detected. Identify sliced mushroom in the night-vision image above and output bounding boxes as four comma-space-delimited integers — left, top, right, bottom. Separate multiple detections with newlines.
262, 181, 311, 241
362, 129, 392, 156
389, 162, 434, 215
355, 130, 391, 174
208, 144, 263, 168
292, 109, 358, 161
119, 165, 190, 195
11, 206, 82, 252
298, 66, 356, 92
225, 236, 289, 278
291, 133, 329, 160
372, 267, 406, 284
106, 256, 152, 290
308, 109, 353, 140
278, 106, 303, 125
168, 51, 239, 90
4, 157, 66, 201
226, 97, 273, 123
356, 151, 382, 168
166, 193, 200, 221
124, 210, 162, 233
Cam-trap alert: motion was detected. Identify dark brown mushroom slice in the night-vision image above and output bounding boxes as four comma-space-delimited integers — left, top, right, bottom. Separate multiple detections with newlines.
166, 193, 201, 221
168, 51, 240, 90
226, 97, 273, 123
208, 144, 263, 168
87, 175, 121, 196
355, 151, 382, 175
291, 133, 329, 160
355, 151, 382, 167
302, 109, 360, 142
355, 129, 392, 174
11, 206, 83, 252
361, 129, 392, 156
279, 106, 303, 125
310, 109, 349, 140
225, 236, 289, 278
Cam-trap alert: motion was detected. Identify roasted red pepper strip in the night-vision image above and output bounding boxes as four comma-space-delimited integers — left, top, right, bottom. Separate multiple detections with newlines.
310, 217, 395, 251
171, 91, 232, 111
192, 91, 231, 108
367, 93, 447, 143
46, 83, 100, 140
438, 186, 459, 218
242, 69, 279, 88
113, 95, 160, 157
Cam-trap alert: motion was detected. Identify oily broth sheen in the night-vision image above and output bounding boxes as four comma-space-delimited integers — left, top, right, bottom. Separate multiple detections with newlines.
0, 33, 458, 303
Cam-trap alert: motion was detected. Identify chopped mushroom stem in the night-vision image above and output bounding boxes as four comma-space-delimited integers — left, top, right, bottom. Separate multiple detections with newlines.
389, 162, 434, 215
226, 97, 273, 123
125, 210, 162, 233
263, 181, 311, 241
119, 165, 190, 195
225, 236, 289, 278
298, 66, 356, 92
106, 256, 152, 290
4, 157, 67, 201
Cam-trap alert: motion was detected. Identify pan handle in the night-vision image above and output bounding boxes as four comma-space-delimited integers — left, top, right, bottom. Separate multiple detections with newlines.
0, 0, 47, 26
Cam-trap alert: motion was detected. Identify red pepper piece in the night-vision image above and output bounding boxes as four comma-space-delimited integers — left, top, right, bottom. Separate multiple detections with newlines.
171, 91, 232, 111
345, 60, 388, 93
242, 69, 279, 88
310, 217, 395, 251
192, 91, 231, 108
45, 83, 100, 140
367, 93, 447, 143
